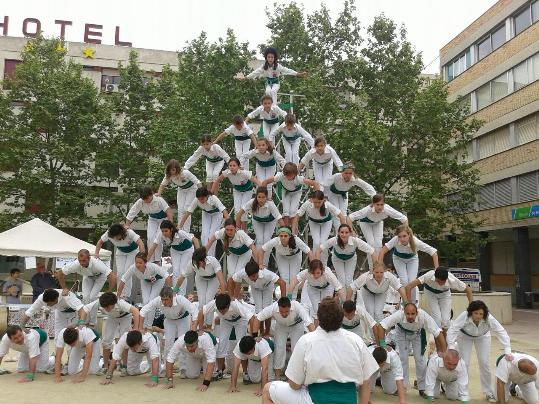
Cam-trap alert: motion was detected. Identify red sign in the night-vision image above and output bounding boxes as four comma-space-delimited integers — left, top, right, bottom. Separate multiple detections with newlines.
0, 16, 132, 47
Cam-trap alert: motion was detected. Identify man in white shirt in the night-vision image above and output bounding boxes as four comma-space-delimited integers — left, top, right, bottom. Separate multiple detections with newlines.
56, 249, 116, 325
369, 346, 406, 402
425, 350, 469, 403
0, 325, 53, 380
496, 352, 539, 404
262, 297, 379, 404
342, 300, 376, 345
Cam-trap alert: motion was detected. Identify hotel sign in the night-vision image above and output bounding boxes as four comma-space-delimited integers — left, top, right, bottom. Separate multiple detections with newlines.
0, 16, 131, 47
512, 205, 539, 220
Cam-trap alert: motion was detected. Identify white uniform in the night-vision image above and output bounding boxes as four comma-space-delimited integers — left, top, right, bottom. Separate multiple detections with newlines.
182, 256, 222, 308
0, 328, 52, 373
247, 104, 287, 140
300, 146, 343, 190
271, 123, 314, 164
350, 271, 402, 322
56, 327, 101, 375
246, 63, 299, 104
202, 299, 255, 359
187, 194, 226, 256
140, 295, 197, 360
349, 204, 407, 269
320, 237, 375, 288
126, 195, 170, 262
496, 353, 539, 404
447, 310, 512, 397
257, 301, 313, 370
214, 228, 253, 279
269, 327, 378, 404
113, 331, 160, 375
243, 198, 282, 264
368, 345, 404, 395
262, 236, 310, 298
297, 200, 342, 264
233, 337, 274, 382
232, 268, 279, 312
25, 290, 83, 338
417, 270, 466, 329
241, 149, 285, 197
83, 299, 133, 350
100, 229, 140, 300
222, 168, 254, 221
184, 144, 230, 182
385, 235, 437, 303
342, 303, 376, 345
121, 263, 170, 305
275, 172, 307, 216
166, 332, 217, 378
223, 123, 254, 168
326, 173, 376, 231
295, 268, 342, 319
380, 308, 442, 390
160, 170, 201, 231
425, 353, 470, 401
153, 230, 195, 295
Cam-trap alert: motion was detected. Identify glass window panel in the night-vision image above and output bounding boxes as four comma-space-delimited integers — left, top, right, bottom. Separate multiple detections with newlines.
465, 49, 471, 68
518, 171, 539, 202
532, 54, 539, 81
478, 133, 496, 159
516, 114, 537, 144
453, 60, 461, 76
447, 63, 454, 81
514, 61, 529, 90
493, 127, 511, 153
476, 83, 491, 109
533, 1, 539, 23
458, 94, 471, 115
491, 25, 506, 50
515, 6, 532, 35
478, 37, 492, 60
494, 179, 512, 207
492, 73, 508, 102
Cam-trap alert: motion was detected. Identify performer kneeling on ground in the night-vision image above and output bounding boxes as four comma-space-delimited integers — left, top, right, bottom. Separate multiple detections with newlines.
369, 346, 406, 403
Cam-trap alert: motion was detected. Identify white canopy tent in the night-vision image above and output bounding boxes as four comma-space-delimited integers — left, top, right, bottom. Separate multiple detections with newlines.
0, 218, 111, 259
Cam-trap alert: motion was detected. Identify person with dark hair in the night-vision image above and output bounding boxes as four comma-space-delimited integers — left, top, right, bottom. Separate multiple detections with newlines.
101, 329, 160, 386
374, 303, 446, 397
213, 115, 257, 170
293, 190, 347, 265
95, 224, 145, 300
125, 186, 173, 263
241, 47, 307, 104
21, 288, 84, 339
263, 297, 378, 404
80, 292, 140, 370
318, 224, 375, 288
447, 300, 512, 402
54, 326, 101, 383
157, 159, 201, 232
164, 330, 217, 391
298, 136, 344, 191
139, 286, 198, 362
197, 293, 255, 380
30, 261, 59, 302
206, 218, 257, 279
253, 296, 315, 380
347, 194, 408, 269
369, 345, 405, 401
425, 349, 469, 403
179, 187, 229, 257
229, 335, 274, 395
184, 135, 231, 190
245, 94, 287, 140
117, 252, 172, 305
146, 220, 200, 295
496, 352, 539, 404
341, 300, 377, 346
2, 268, 23, 304
405, 266, 473, 332
56, 249, 116, 325
260, 227, 313, 299
0, 325, 53, 379
270, 114, 314, 164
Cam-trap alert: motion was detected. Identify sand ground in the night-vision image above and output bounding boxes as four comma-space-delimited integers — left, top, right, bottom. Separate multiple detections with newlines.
1, 309, 538, 404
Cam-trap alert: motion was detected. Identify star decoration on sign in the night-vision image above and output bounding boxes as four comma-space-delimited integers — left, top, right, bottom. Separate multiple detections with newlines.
82, 47, 95, 58
56, 43, 66, 53
24, 41, 34, 52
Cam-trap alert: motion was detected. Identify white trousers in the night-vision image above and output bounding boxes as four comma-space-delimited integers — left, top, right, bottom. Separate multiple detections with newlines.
307, 283, 335, 320
177, 187, 197, 232
233, 189, 253, 222
425, 290, 452, 329
396, 327, 426, 390
457, 333, 493, 396
253, 220, 277, 265
429, 378, 461, 400
262, 121, 279, 141
205, 160, 225, 182
147, 217, 164, 262
499, 381, 538, 404
255, 163, 277, 197
141, 278, 166, 306
282, 139, 301, 164
358, 221, 384, 269
234, 139, 252, 170
16, 340, 53, 373
196, 275, 220, 324
82, 274, 108, 324
171, 247, 194, 296
116, 250, 138, 300
280, 189, 302, 217
313, 162, 333, 191
275, 253, 302, 299
183, 354, 209, 379
226, 251, 252, 279
54, 310, 78, 339
370, 370, 398, 394
361, 288, 386, 323
392, 255, 419, 303
273, 322, 304, 370
327, 193, 348, 232
265, 83, 280, 105
308, 220, 333, 264
252, 286, 274, 313
216, 318, 248, 359
247, 354, 274, 383
126, 348, 156, 375
67, 338, 101, 375
269, 382, 313, 404
102, 314, 132, 349
202, 211, 223, 257
164, 316, 191, 364
333, 255, 357, 289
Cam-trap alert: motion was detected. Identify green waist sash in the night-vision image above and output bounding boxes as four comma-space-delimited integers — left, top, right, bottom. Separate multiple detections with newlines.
203, 207, 220, 214
199, 272, 217, 279
342, 322, 360, 330
226, 314, 242, 323
330, 183, 347, 198
397, 324, 427, 355
170, 310, 190, 320
35, 328, 48, 346
171, 238, 193, 252
229, 244, 250, 255
362, 284, 378, 295
307, 381, 357, 404
314, 158, 332, 165
309, 214, 332, 223
234, 135, 251, 141
496, 354, 505, 367
391, 248, 416, 259
424, 284, 448, 294
333, 250, 355, 261
284, 134, 301, 142
205, 155, 224, 163
312, 282, 329, 290
266, 77, 279, 85
117, 241, 138, 253
178, 180, 195, 190
91, 328, 101, 342
359, 217, 375, 223
144, 274, 163, 282
253, 213, 275, 223
149, 210, 167, 219
459, 328, 487, 338
281, 183, 302, 193
255, 157, 276, 167
263, 117, 279, 124
205, 331, 218, 346
233, 181, 254, 193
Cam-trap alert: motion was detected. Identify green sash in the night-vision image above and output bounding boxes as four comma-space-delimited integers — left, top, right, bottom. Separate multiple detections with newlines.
203, 207, 220, 214
61, 308, 76, 313
226, 315, 242, 323
309, 214, 332, 223
91, 328, 101, 342
312, 283, 329, 290
284, 134, 301, 142
263, 117, 279, 125
281, 183, 302, 193
314, 158, 332, 165
342, 322, 360, 330
396, 324, 427, 355
496, 354, 505, 367
178, 180, 195, 190
362, 284, 376, 295
424, 284, 447, 294
330, 183, 347, 198
266, 77, 279, 85
205, 155, 224, 163
391, 248, 416, 259
229, 244, 250, 255
307, 381, 357, 404
117, 241, 138, 253
144, 274, 163, 282
35, 328, 48, 346
255, 157, 276, 167
234, 135, 251, 141
459, 328, 487, 338
171, 311, 190, 320
171, 238, 193, 252
205, 331, 218, 346
253, 213, 275, 223
359, 217, 375, 223
233, 180, 254, 192
200, 273, 217, 279
333, 250, 355, 261
149, 210, 167, 219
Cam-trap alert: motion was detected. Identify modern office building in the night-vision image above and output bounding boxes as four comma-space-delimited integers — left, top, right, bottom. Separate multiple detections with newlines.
440, 0, 539, 306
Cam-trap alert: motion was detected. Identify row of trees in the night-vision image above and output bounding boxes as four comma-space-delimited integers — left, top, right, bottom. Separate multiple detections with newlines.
0, 1, 482, 259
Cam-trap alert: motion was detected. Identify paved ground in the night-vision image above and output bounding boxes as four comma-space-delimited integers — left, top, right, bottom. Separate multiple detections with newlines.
1, 309, 538, 404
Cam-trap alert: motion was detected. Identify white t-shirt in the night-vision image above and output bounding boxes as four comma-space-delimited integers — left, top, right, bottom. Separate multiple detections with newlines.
56, 327, 97, 349
496, 353, 539, 388
297, 200, 341, 222
61, 257, 111, 278
248, 105, 287, 121
326, 173, 376, 196
418, 270, 466, 293
349, 203, 407, 224
121, 262, 170, 283
140, 294, 197, 320
241, 149, 286, 170
256, 300, 313, 327
380, 308, 441, 336
296, 268, 342, 291
160, 169, 200, 189
274, 172, 305, 193
425, 353, 469, 401
153, 230, 194, 249
224, 123, 254, 140
214, 229, 254, 252
242, 199, 282, 222
342, 304, 376, 344
187, 194, 226, 214
166, 332, 216, 364
83, 298, 132, 319
183, 256, 222, 278
350, 271, 402, 295
112, 332, 160, 361
100, 229, 140, 250
25, 290, 83, 317
246, 63, 298, 80
368, 345, 404, 381
232, 268, 279, 290
233, 337, 273, 361
300, 145, 343, 169
271, 123, 314, 146
320, 236, 375, 257
126, 196, 170, 221
184, 144, 230, 169
0, 329, 42, 358
385, 235, 437, 257
262, 236, 310, 257
202, 299, 255, 323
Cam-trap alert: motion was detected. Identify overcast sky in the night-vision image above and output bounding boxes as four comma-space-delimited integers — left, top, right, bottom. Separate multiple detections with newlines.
1, 0, 498, 73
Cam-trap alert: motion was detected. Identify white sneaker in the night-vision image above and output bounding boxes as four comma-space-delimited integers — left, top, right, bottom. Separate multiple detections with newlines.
486, 393, 497, 403
178, 370, 187, 379
94, 368, 106, 376
120, 367, 128, 377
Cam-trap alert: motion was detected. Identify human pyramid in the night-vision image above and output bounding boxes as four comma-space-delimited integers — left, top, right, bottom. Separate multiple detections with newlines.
1, 47, 538, 404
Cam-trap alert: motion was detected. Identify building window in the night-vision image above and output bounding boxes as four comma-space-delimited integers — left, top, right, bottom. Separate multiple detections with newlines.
444, 49, 471, 81
4, 59, 21, 80
491, 25, 506, 51
514, 5, 532, 35
475, 82, 491, 110
478, 178, 512, 210
492, 72, 508, 102
477, 127, 510, 159
101, 75, 121, 91
478, 36, 492, 60
533, 1, 539, 23
516, 114, 538, 145
513, 60, 529, 90
517, 171, 539, 202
